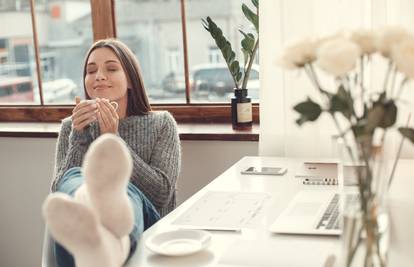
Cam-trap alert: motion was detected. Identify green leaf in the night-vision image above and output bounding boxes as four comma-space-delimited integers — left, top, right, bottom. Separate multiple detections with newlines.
201, 18, 209, 31
366, 104, 384, 132
241, 48, 250, 69
366, 99, 397, 130
379, 100, 397, 128
293, 98, 322, 126
229, 51, 236, 63
351, 123, 366, 138
230, 61, 240, 76
251, 0, 259, 8
242, 4, 259, 32
329, 85, 353, 119
240, 33, 255, 54
223, 44, 232, 62
399, 127, 414, 144
239, 29, 248, 39
236, 72, 242, 83
216, 36, 226, 49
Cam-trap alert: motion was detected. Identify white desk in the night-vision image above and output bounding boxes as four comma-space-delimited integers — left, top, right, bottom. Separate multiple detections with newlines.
126, 157, 414, 266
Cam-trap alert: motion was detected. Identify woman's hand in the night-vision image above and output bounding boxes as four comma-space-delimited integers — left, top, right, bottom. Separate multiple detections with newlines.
97, 98, 119, 135
72, 96, 98, 132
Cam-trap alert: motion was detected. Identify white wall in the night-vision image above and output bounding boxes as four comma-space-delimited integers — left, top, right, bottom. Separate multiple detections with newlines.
0, 137, 258, 267
259, 0, 414, 158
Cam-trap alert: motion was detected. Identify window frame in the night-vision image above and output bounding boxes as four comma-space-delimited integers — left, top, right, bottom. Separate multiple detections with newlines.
0, 0, 260, 123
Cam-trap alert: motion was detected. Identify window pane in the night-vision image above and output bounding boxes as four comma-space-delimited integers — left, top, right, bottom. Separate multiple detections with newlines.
115, 0, 186, 104
35, 0, 93, 104
186, 0, 259, 103
0, 0, 37, 104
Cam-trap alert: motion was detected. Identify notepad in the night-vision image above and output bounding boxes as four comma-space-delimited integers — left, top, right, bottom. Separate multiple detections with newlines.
172, 191, 271, 231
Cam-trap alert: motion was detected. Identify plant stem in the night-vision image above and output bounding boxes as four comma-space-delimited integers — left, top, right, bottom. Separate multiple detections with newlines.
389, 65, 398, 98
360, 55, 365, 96
347, 221, 364, 266
382, 60, 393, 94
388, 113, 411, 189
309, 64, 328, 96
395, 77, 408, 101
241, 38, 259, 89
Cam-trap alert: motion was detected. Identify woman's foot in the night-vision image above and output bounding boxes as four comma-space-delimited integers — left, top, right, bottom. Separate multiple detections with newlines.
42, 193, 125, 267
81, 133, 134, 238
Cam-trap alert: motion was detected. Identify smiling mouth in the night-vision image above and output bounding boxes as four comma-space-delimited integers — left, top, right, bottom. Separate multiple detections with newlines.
94, 86, 111, 90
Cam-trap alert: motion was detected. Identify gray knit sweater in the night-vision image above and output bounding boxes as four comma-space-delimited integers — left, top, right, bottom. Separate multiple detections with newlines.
51, 111, 181, 218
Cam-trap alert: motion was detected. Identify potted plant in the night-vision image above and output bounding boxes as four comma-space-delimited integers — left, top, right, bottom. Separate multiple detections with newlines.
202, 0, 259, 130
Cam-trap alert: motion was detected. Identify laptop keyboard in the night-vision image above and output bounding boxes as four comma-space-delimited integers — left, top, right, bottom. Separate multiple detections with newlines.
316, 193, 359, 230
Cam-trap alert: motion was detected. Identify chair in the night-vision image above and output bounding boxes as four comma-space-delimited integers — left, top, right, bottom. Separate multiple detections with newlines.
41, 229, 57, 267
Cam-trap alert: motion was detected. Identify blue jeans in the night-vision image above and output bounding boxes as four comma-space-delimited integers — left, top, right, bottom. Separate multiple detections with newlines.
53, 167, 160, 267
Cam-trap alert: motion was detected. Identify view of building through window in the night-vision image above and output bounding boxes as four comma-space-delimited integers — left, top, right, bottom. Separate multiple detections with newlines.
0, 0, 37, 104
0, 0, 92, 105
0, 0, 259, 105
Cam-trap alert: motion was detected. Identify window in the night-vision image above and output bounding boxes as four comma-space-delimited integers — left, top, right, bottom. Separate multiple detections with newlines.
0, 0, 260, 123
208, 47, 222, 64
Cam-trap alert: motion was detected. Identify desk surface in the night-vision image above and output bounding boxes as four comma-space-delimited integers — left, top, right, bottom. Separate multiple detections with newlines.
127, 157, 414, 267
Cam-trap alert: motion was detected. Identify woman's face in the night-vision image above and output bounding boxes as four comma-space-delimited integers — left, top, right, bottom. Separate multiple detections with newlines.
84, 47, 129, 102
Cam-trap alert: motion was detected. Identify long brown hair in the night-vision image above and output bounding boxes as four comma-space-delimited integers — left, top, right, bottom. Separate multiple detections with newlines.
83, 39, 151, 116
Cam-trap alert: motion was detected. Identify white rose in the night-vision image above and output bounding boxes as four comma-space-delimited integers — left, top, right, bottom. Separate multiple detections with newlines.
392, 37, 414, 79
279, 38, 317, 69
350, 29, 377, 55
377, 26, 409, 58
316, 38, 361, 77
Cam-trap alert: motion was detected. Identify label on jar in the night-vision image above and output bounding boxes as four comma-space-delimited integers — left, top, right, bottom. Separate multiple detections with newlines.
237, 102, 252, 123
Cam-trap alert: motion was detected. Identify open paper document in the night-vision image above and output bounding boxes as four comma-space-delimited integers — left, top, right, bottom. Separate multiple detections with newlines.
172, 191, 271, 231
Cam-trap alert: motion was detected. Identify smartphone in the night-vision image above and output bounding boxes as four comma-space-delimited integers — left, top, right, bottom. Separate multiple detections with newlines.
241, 166, 287, 176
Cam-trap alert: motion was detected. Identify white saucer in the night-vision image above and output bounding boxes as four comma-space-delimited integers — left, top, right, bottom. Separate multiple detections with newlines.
145, 229, 212, 256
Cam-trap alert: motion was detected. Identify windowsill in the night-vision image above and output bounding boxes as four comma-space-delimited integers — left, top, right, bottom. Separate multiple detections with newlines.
0, 122, 259, 141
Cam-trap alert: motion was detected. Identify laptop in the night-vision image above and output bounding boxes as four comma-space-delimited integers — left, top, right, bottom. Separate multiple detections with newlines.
269, 190, 359, 235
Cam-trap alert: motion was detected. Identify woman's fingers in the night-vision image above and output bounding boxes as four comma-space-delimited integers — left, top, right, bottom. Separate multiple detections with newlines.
72, 98, 98, 131
76, 116, 97, 130
96, 107, 107, 130
75, 96, 81, 105
96, 99, 119, 134
73, 110, 97, 125
73, 101, 97, 119
98, 100, 112, 127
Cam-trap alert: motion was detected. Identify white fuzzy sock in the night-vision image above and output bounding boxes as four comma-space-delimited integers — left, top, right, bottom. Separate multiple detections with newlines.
42, 193, 129, 267
80, 133, 134, 238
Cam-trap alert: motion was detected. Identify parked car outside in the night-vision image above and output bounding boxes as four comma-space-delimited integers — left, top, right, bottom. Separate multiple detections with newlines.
160, 64, 259, 101
162, 72, 186, 93
191, 63, 259, 99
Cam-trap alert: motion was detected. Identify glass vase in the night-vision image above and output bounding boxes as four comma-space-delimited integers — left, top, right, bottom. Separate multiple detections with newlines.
334, 136, 392, 267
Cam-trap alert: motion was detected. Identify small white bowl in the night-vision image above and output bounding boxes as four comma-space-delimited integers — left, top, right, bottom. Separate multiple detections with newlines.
145, 229, 212, 256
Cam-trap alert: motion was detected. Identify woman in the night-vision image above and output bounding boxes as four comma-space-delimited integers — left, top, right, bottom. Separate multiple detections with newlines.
42, 39, 181, 267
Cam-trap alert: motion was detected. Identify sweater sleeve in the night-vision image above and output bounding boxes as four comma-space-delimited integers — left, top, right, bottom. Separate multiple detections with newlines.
129, 112, 181, 209
51, 118, 94, 191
